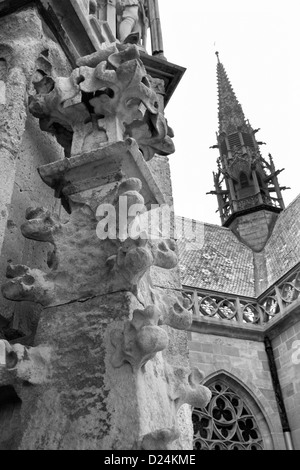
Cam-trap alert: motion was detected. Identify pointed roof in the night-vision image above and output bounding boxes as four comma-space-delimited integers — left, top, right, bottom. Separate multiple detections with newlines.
216, 52, 247, 134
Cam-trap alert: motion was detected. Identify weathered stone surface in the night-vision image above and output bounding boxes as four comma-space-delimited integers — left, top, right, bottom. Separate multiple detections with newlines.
169, 366, 212, 411
0, 113, 65, 333
2, 177, 180, 308
110, 305, 169, 371
0, 7, 72, 333
230, 210, 278, 253
0, 339, 51, 384
0, 173, 207, 450
0, 9, 45, 258
0, 293, 198, 450
37, 139, 167, 210
14, 292, 143, 450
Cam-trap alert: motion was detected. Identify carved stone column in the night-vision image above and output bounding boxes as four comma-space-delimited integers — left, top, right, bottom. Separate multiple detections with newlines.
1, 42, 211, 450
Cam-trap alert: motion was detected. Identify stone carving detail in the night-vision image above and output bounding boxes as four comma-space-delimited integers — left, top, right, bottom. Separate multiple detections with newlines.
0, 339, 51, 385
21, 207, 61, 244
28, 44, 174, 160
2, 178, 178, 307
0, 6, 211, 451
158, 292, 192, 331
168, 366, 212, 411
110, 305, 168, 371
140, 427, 180, 450
106, 178, 178, 288
2, 263, 55, 306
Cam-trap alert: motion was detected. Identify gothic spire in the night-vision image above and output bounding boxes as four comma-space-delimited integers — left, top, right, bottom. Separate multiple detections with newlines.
216, 53, 246, 134
208, 53, 287, 248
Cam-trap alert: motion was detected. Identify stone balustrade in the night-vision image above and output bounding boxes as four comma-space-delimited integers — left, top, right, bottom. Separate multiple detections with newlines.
182, 264, 300, 327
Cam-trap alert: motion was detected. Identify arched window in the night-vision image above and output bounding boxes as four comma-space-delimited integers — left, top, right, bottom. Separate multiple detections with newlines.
240, 171, 249, 189
192, 381, 264, 450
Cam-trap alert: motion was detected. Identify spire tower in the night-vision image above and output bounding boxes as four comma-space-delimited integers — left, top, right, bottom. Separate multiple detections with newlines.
208, 53, 288, 251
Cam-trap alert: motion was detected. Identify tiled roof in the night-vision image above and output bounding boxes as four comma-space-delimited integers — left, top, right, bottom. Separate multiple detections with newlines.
176, 194, 300, 296
176, 216, 255, 297
265, 194, 300, 285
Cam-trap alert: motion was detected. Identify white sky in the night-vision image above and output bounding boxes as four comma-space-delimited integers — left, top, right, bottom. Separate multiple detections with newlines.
158, 0, 300, 225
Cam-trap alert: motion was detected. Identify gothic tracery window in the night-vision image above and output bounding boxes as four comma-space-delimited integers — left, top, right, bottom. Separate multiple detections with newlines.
192, 381, 264, 450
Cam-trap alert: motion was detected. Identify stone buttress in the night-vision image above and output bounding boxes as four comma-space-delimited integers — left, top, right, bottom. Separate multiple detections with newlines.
0, 13, 211, 450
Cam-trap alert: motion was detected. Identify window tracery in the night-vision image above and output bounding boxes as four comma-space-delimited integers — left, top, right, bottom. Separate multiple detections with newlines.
192, 381, 264, 450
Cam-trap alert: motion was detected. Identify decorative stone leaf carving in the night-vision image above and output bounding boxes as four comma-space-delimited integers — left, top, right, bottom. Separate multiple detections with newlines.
21, 207, 61, 244
168, 366, 212, 411
28, 43, 175, 160
0, 340, 51, 384
2, 264, 55, 305
155, 292, 193, 330
106, 177, 178, 286
2, 177, 178, 306
110, 305, 168, 371
140, 427, 180, 450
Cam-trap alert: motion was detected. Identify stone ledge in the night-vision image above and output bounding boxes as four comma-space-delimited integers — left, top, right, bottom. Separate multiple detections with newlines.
38, 139, 167, 209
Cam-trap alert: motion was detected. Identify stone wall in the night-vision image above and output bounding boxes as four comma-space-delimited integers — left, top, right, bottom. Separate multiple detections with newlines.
272, 320, 300, 449
188, 331, 286, 449
0, 113, 65, 338
0, 7, 72, 339
230, 210, 278, 253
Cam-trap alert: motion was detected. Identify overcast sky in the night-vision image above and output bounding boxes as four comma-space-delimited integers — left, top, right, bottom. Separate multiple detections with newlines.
157, 0, 300, 225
